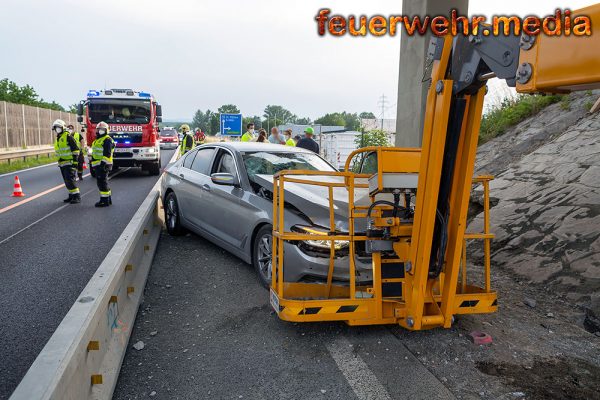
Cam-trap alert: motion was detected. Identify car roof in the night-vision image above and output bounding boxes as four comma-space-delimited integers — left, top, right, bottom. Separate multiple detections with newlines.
208, 142, 314, 154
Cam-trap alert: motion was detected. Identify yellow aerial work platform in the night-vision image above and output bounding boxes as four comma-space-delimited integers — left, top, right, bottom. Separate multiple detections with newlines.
270, 3, 600, 330
270, 148, 496, 330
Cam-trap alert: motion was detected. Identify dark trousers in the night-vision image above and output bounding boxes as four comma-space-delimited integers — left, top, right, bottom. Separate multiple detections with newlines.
94, 165, 111, 197
59, 165, 79, 194
76, 153, 85, 175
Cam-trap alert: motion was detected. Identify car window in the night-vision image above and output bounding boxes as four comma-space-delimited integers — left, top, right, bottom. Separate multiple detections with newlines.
360, 152, 378, 175
242, 151, 335, 181
182, 150, 196, 169
215, 150, 237, 176
190, 148, 215, 175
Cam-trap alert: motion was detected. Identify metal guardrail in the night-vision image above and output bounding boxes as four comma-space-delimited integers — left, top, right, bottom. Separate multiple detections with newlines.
0, 146, 55, 163
10, 155, 173, 399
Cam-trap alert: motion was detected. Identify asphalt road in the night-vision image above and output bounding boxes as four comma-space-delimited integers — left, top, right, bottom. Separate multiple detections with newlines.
114, 232, 454, 400
0, 149, 176, 399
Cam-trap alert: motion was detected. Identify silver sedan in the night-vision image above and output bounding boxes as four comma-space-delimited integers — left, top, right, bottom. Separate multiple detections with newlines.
161, 142, 373, 288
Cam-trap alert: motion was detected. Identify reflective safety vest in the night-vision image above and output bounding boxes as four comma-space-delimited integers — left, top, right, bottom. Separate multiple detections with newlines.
180, 133, 195, 155
91, 135, 115, 167
54, 132, 74, 166
72, 131, 83, 150
285, 138, 296, 146
241, 131, 254, 142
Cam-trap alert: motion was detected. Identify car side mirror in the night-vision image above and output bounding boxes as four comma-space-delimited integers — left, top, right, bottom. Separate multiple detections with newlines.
156, 104, 162, 117
211, 172, 240, 187
77, 116, 83, 123
77, 102, 84, 116
157, 116, 163, 123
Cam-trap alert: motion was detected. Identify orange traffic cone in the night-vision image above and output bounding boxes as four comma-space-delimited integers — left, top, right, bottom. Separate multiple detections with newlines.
83, 161, 88, 170
12, 175, 25, 197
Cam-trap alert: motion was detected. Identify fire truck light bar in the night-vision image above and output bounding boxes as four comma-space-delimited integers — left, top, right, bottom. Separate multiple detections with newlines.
86, 90, 153, 99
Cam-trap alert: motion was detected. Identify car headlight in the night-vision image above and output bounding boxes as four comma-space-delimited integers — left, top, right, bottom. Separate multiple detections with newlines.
292, 225, 349, 250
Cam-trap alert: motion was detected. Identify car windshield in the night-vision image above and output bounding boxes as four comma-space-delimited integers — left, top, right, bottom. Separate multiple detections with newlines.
88, 99, 151, 124
161, 130, 177, 137
242, 151, 335, 180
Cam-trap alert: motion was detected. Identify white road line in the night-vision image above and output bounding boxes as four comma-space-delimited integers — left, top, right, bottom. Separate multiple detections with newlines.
326, 337, 392, 400
0, 168, 129, 245
0, 162, 58, 178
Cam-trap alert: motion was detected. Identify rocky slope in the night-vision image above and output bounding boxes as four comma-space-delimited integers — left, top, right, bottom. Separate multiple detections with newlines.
469, 90, 600, 332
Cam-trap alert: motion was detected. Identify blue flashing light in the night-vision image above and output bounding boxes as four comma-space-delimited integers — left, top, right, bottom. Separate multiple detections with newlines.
138, 92, 151, 98
125, 141, 131, 144
87, 90, 100, 97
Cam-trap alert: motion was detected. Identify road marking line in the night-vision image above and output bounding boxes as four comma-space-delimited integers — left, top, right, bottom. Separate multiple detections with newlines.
0, 162, 58, 178
0, 173, 91, 215
0, 202, 75, 245
0, 168, 129, 245
326, 337, 392, 400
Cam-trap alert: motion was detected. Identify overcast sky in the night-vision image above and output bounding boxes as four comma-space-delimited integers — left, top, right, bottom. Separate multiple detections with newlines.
1, 0, 594, 120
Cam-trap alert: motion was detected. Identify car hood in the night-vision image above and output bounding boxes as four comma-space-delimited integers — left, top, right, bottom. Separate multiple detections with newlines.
253, 174, 371, 231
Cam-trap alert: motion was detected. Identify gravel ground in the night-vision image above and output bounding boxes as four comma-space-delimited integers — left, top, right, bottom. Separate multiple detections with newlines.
115, 231, 600, 400
114, 232, 453, 400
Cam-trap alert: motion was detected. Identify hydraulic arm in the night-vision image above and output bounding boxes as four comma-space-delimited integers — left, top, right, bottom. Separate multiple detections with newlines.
271, 4, 600, 330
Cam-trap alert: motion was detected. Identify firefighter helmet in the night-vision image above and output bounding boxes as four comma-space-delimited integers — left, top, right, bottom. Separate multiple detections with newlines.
180, 124, 190, 133
52, 119, 66, 130
96, 121, 110, 135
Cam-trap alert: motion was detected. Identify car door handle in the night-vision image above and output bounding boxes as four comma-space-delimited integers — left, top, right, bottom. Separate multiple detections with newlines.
201, 184, 211, 192
179, 173, 184, 178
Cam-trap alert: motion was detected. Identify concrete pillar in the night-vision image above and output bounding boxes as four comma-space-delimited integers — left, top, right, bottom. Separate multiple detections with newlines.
395, 0, 468, 147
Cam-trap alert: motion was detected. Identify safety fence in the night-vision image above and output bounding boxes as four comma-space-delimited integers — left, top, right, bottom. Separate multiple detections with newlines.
10, 177, 165, 399
0, 146, 55, 164
0, 101, 79, 150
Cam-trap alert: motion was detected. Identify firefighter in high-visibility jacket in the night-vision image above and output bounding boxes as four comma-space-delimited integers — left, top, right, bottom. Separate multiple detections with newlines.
53, 119, 81, 204
179, 124, 194, 156
91, 121, 116, 208
67, 124, 85, 180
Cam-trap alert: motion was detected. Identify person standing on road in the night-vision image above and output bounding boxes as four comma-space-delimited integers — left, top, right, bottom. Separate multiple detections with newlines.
241, 123, 255, 142
296, 127, 319, 153
91, 121, 115, 208
284, 129, 295, 146
67, 124, 85, 180
268, 127, 285, 145
179, 124, 195, 156
53, 119, 81, 204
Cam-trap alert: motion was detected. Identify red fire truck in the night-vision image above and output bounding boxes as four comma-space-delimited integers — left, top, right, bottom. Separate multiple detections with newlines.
77, 89, 163, 175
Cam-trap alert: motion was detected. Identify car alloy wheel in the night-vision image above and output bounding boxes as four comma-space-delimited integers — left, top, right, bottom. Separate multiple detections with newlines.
253, 224, 275, 289
164, 192, 184, 236
257, 233, 272, 281
166, 197, 176, 229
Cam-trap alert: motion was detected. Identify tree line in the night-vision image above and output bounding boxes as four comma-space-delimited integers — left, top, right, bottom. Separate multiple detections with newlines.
190, 104, 377, 135
0, 78, 69, 112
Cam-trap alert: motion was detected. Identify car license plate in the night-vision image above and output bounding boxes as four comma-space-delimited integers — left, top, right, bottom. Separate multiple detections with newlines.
114, 148, 130, 153
270, 289, 280, 314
